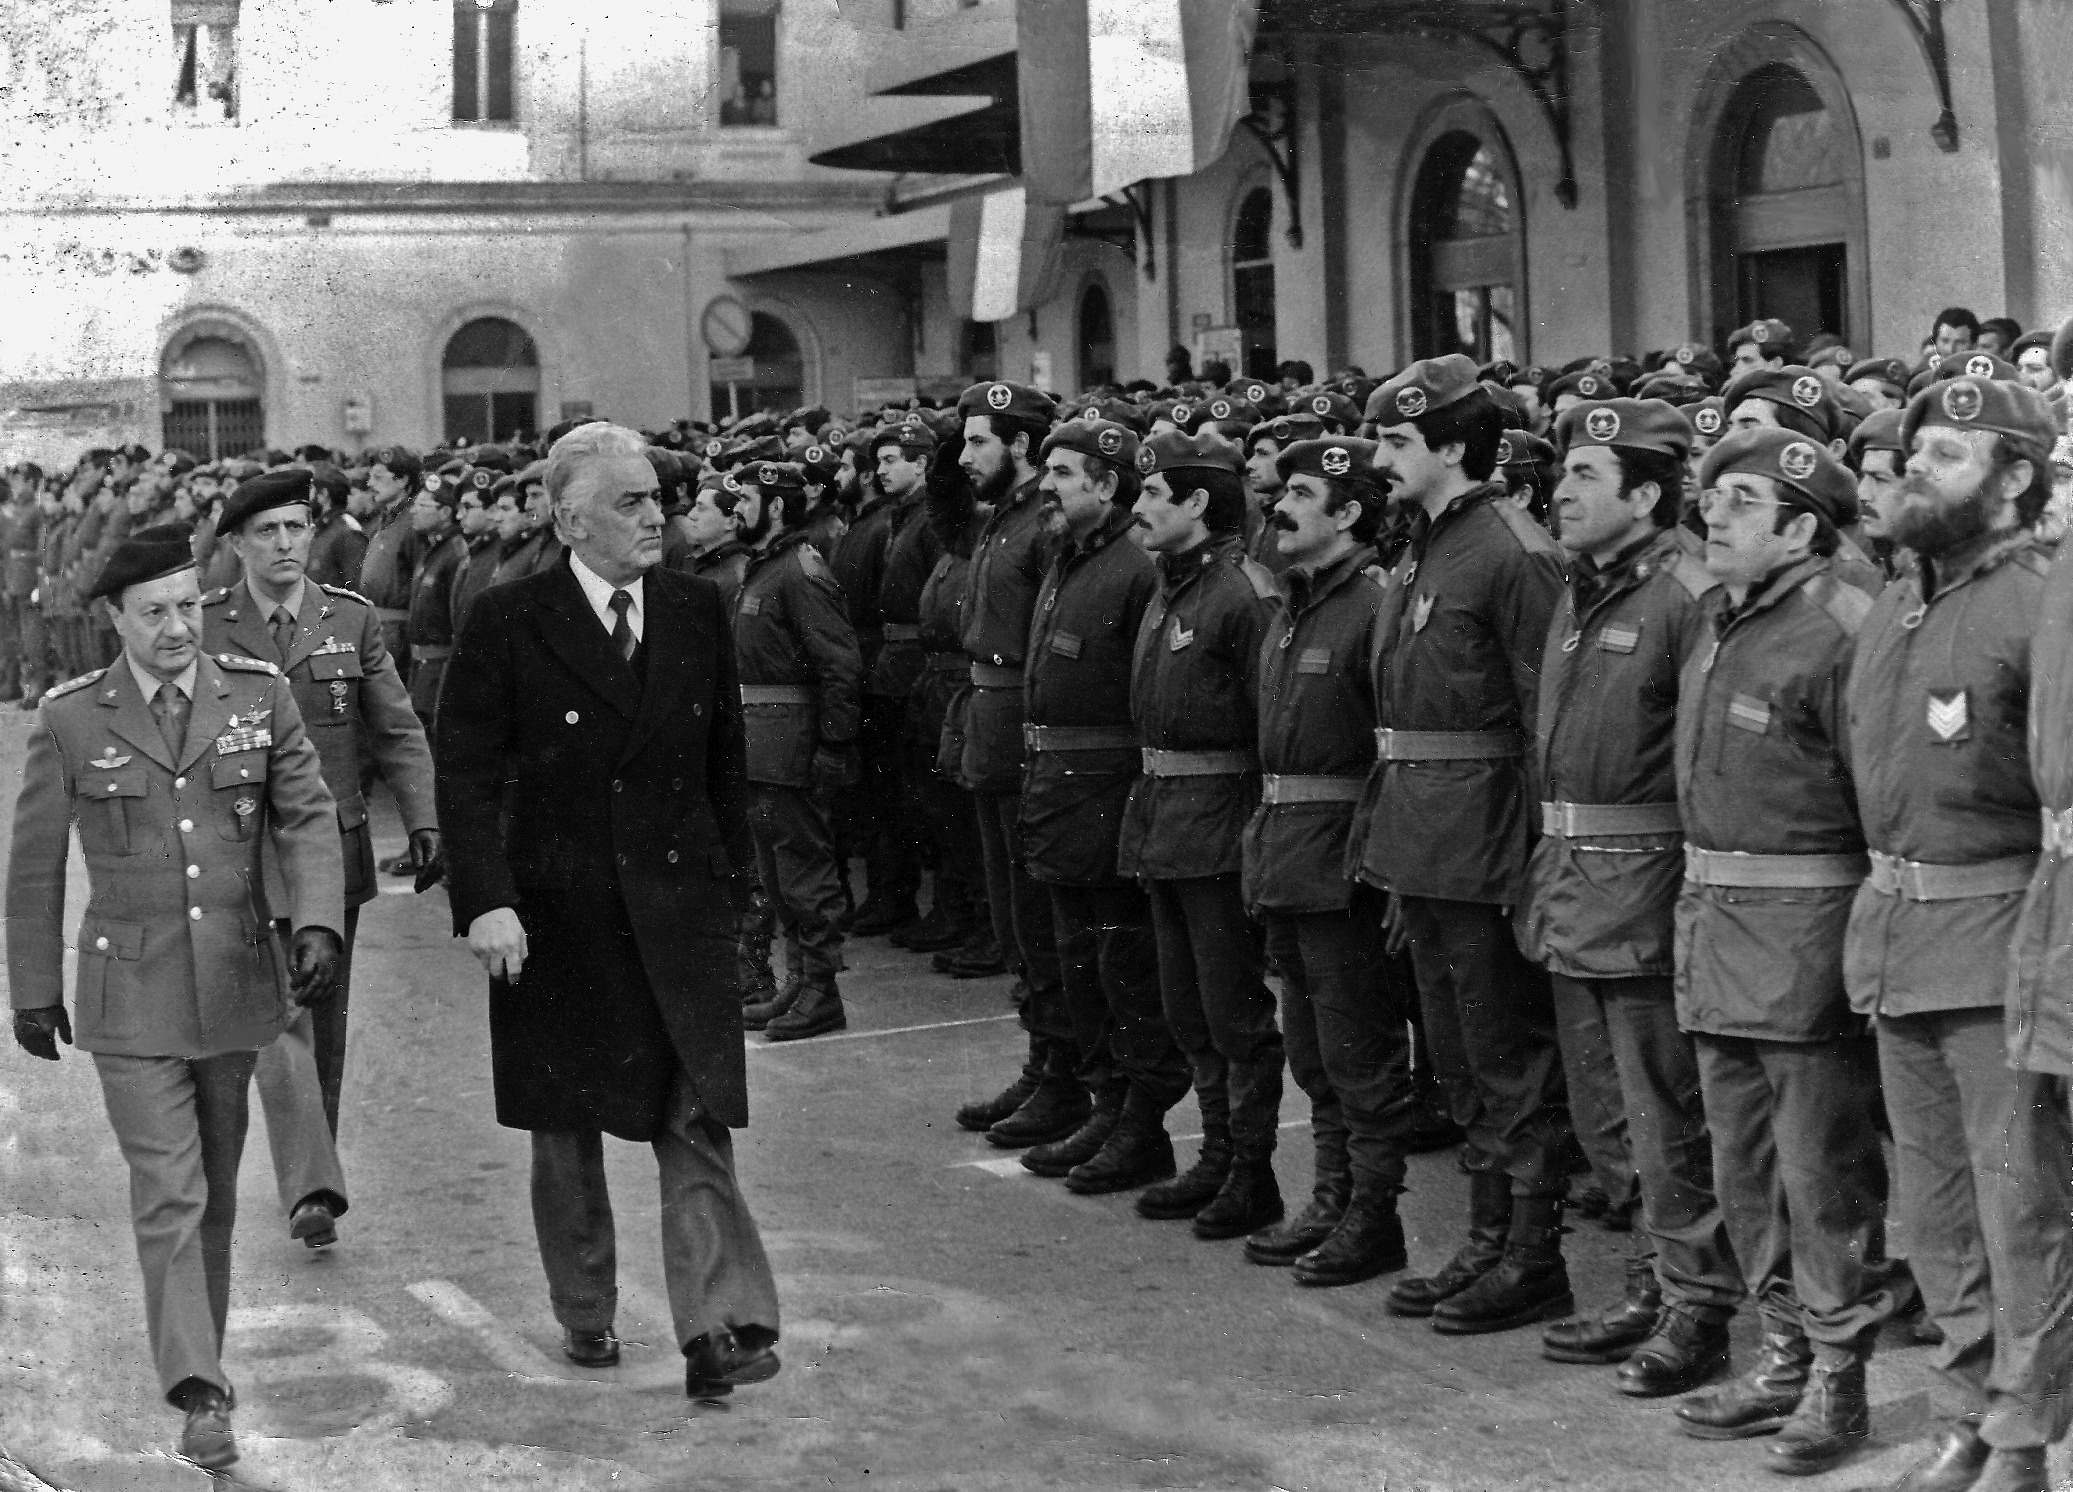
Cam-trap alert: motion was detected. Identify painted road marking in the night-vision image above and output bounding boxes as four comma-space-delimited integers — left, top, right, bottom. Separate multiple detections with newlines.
956, 1156, 1033, 1178
229, 1301, 454, 1430
748, 1013, 1017, 1050
407, 1280, 578, 1384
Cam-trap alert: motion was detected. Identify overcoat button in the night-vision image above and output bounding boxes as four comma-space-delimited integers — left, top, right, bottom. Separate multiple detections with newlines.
187, 865, 200, 878
566, 711, 579, 724
95, 937, 108, 951
180, 819, 194, 832
189, 907, 202, 921
667, 850, 679, 863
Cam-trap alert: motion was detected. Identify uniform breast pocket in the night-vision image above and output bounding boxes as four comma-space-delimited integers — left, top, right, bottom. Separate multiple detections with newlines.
73, 766, 148, 854
76, 915, 144, 1039
305, 653, 362, 726
212, 752, 267, 840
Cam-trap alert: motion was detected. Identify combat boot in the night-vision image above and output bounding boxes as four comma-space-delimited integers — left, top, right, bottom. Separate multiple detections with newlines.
763, 979, 846, 1041
850, 894, 919, 938
1676, 1324, 1811, 1440
1064, 1086, 1176, 1194
956, 1033, 1047, 1132
1764, 1354, 1869, 1475
741, 974, 803, 1032
1023, 1079, 1124, 1176
1191, 1059, 1284, 1238
936, 927, 1008, 978
1136, 1118, 1231, 1220
894, 901, 968, 952
986, 1047, 1091, 1150
1292, 1186, 1406, 1286
1543, 1253, 1662, 1364
1616, 1303, 1733, 1398
1385, 1170, 1511, 1316
1244, 1125, 1350, 1265
1432, 1194, 1571, 1334
1877, 1416, 1985, 1492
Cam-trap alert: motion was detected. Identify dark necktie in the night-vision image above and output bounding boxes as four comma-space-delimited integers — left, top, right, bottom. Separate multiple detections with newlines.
272, 606, 296, 664
609, 589, 637, 666
151, 680, 189, 759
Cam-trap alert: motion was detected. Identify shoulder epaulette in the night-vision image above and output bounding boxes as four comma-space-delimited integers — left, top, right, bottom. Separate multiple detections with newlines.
201, 586, 234, 605
1803, 573, 1873, 637
1234, 555, 1282, 602
215, 653, 280, 675
1667, 552, 1717, 601
796, 542, 834, 583
341, 513, 364, 533
318, 583, 374, 607
2015, 545, 2053, 579
43, 668, 105, 700
1487, 496, 1562, 557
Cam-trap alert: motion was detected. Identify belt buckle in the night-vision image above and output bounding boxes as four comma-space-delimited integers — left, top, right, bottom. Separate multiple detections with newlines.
1551, 802, 1576, 837
1373, 728, 1393, 757
1023, 723, 1041, 752
1141, 747, 1158, 774
2050, 807, 2073, 856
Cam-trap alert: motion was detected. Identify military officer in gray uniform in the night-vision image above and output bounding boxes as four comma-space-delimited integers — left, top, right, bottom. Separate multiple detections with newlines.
7, 523, 344, 1472
204, 468, 440, 1249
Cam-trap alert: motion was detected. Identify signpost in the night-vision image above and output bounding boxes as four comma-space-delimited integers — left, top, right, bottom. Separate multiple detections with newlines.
701, 296, 753, 358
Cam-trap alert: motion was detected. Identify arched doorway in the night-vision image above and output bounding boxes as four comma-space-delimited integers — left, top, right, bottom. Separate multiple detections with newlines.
711, 312, 805, 420
1710, 62, 1858, 346
1409, 131, 1522, 363
1077, 282, 1115, 390
443, 317, 540, 444
1231, 187, 1276, 379
161, 329, 265, 459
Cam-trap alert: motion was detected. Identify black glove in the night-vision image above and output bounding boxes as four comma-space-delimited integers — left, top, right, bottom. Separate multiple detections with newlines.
811, 744, 857, 797
289, 926, 345, 1007
13, 1005, 71, 1061
410, 827, 446, 893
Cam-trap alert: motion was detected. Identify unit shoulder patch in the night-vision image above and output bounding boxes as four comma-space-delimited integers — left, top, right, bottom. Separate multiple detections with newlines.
216, 653, 281, 675
43, 668, 106, 700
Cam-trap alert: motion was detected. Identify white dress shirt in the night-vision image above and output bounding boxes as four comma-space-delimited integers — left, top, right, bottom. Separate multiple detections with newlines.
127, 653, 198, 705
567, 551, 645, 645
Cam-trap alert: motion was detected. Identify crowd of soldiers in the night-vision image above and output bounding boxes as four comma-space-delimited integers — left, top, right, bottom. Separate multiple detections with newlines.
11, 298, 2073, 1489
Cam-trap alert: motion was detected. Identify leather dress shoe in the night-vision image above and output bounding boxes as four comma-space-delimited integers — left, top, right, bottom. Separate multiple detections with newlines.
563, 1327, 621, 1367
1881, 1420, 1988, 1492
1615, 1305, 1731, 1398
683, 1327, 780, 1399
290, 1196, 340, 1250
1971, 1447, 2047, 1492
177, 1384, 237, 1471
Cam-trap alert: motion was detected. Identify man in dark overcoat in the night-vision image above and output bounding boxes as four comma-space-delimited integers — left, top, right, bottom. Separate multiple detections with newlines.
434, 421, 780, 1400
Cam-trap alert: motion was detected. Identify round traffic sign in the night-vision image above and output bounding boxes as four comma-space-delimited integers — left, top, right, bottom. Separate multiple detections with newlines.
701, 295, 753, 358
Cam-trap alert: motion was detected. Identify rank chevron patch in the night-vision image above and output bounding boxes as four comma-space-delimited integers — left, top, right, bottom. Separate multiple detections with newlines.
1926, 689, 1969, 741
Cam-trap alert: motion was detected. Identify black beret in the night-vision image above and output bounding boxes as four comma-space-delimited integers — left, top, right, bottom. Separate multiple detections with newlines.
868, 419, 938, 457
1666, 343, 1725, 383
1226, 379, 1285, 417
90, 522, 196, 602
745, 460, 807, 495
956, 380, 1058, 427
1136, 428, 1244, 479
1555, 399, 1693, 461
305, 462, 350, 503
1934, 351, 2020, 385
1689, 397, 1727, 442
1843, 358, 1910, 397
1275, 437, 1383, 489
1722, 365, 1840, 441
1848, 408, 1906, 463
1698, 428, 1856, 529
1727, 318, 1796, 356
1497, 431, 1558, 468
1245, 412, 1326, 452
367, 445, 421, 479
1368, 355, 1482, 427
220, 467, 315, 533
1902, 374, 2060, 460
1040, 419, 1141, 471
798, 442, 843, 484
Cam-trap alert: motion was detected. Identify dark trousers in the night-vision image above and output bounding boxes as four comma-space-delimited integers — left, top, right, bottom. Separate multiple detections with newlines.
1696, 1032, 1899, 1357
1552, 974, 1740, 1311
528, 1070, 780, 1350
1877, 1008, 2073, 1448
1550, 972, 1639, 1215
1146, 875, 1283, 1143
0, 591, 19, 698
16, 598, 51, 698
972, 789, 1071, 1043
93, 1049, 258, 1402
1264, 890, 1416, 1192
1046, 882, 1181, 1103
856, 694, 920, 905
1398, 895, 1567, 1197
749, 783, 846, 985
917, 751, 983, 916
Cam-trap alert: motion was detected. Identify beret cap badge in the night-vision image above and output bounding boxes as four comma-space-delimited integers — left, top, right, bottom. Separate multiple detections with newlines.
1675, 347, 1694, 365
758, 462, 779, 484
1497, 436, 1515, 464
1136, 446, 1157, 473
1210, 399, 1231, 419
1695, 407, 1723, 435
1585, 408, 1621, 442
1172, 403, 1192, 423
1791, 375, 1824, 409
1311, 395, 1332, 415
1579, 376, 1601, 396
1096, 427, 1122, 456
1943, 381, 1984, 421
1320, 446, 1352, 477
1779, 441, 1819, 481
804, 445, 825, 463
986, 383, 1012, 410
1966, 354, 1996, 378
1751, 323, 1771, 343
1395, 387, 1428, 419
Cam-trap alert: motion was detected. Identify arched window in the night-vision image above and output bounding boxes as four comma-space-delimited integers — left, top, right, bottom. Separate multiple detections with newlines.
162, 330, 264, 459
443, 317, 539, 444
1715, 63, 1854, 342
1077, 283, 1115, 390
1409, 132, 1520, 363
1231, 187, 1276, 379
711, 312, 804, 420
